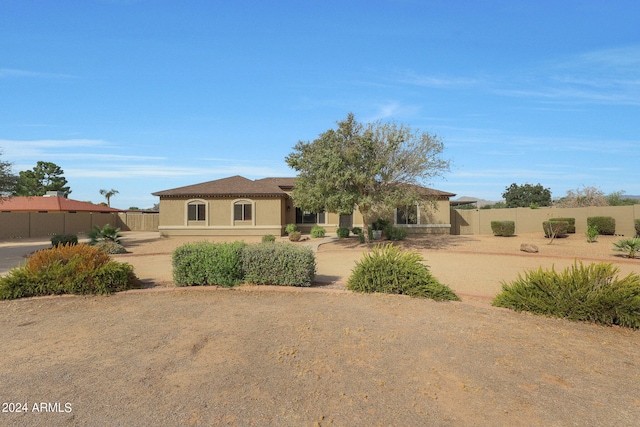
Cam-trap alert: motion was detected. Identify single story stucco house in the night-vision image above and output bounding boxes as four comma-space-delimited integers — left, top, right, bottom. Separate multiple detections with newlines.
152, 175, 455, 237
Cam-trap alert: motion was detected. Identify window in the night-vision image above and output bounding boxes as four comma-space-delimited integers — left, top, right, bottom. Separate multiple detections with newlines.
295, 208, 325, 224
188, 202, 206, 221
396, 205, 418, 225
234, 202, 252, 221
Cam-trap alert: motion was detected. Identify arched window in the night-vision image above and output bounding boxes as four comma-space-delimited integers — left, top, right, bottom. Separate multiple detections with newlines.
233, 200, 252, 221
187, 200, 206, 222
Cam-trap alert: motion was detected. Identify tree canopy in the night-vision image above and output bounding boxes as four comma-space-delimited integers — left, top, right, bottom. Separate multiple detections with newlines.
285, 113, 449, 242
502, 183, 551, 208
0, 150, 16, 197
13, 161, 71, 197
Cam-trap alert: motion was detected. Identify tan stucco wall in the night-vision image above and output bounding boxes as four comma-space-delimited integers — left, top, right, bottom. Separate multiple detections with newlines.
157, 195, 455, 237
451, 205, 640, 237
0, 212, 120, 239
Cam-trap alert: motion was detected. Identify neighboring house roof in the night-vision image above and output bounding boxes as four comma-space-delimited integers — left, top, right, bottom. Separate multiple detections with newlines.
0, 196, 122, 212
152, 175, 289, 198
401, 183, 456, 199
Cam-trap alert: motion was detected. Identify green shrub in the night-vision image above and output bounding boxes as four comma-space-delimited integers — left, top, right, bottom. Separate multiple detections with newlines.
613, 237, 640, 258
310, 225, 326, 238
88, 224, 122, 244
172, 241, 246, 287
587, 216, 615, 235
336, 226, 350, 238
549, 217, 575, 233
542, 221, 569, 238
491, 221, 515, 237
372, 218, 390, 231
386, 226, 408, 241
0, 244, 138, 299
492, 262, 640, 329
351, 227, 362, 236
586, 225, 599, 243
288, 231, 301, 242
262, 234, 276, 243
241, 243, 316, 287
51, 234, 78, 247
347, 244, 459, 301
94, 240, 127, 254
635, 219, 640, 237
285, 223, 297, 235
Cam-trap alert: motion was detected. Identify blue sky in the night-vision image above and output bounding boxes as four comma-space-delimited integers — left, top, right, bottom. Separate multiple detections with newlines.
1, 0, 638, 209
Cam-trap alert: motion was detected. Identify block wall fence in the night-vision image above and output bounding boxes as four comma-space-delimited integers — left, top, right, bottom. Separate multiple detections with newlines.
450, 205, 640, 237
0, 212, 159, 240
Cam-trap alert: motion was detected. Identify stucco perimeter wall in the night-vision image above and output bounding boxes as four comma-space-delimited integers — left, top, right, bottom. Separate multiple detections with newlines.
451, 205, 640, 236
0, 212, 120, 239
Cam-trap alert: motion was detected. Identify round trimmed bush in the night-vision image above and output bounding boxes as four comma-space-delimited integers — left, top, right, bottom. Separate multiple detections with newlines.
336, 226, 350, 238
542, 221, 569, 238
288, 231, 301, 242
491, 221, 515, 237
262, 234, 276, 243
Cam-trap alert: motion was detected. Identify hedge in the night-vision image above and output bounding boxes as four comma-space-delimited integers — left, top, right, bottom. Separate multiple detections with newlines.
172, 241, 247, 287
549, 217, 575, 233
241, 243, 316, 287
587, 216, 616, 235
491, 221, 515, 237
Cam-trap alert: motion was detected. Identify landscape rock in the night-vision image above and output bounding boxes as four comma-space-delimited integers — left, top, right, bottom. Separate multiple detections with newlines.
520, 243, 539, 253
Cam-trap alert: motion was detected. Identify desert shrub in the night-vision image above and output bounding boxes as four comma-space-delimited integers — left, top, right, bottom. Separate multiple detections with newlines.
351, 227, 362, 236
310, 225, 326, 238
288, 231, 301, 242
262, 234, 276, 243
241, 242, 316, 287
386, 226, 408, 241
586, 225, 599, 243
587, 216, 615, 235
172, 241, 246, 287
491, 221, 515, 237
285, 223, 297, 235
372, 218, 390, 231
51, 234, 78, 247
549, 217, 575, 233
492, 262, 640, 329
613, 237, 640, 259
88, 224, 122, 244
336, 226, 350, 238
0, 244, 138, 299
347, 244, 459, 301
635, 219, 640, 237
94, 240, 127, 254
542, 221, 569, 238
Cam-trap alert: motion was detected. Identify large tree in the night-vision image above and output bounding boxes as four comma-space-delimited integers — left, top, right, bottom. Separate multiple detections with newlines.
502, 183, 551, 208
556, 186, 608, 208
286, 113, 449, 242
0, 150, 17, 198
14, 161, 71, 197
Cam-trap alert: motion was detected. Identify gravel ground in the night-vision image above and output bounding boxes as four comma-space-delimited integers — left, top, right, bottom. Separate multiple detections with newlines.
1, 232, 639, 426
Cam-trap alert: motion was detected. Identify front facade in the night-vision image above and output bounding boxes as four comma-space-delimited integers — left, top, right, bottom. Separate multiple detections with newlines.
152, 175, 455, 237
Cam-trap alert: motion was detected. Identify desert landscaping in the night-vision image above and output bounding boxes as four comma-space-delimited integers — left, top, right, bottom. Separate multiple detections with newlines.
1, 232, 639, 426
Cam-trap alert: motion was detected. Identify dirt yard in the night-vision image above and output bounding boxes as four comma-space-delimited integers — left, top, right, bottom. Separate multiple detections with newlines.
1, 232, 639, 426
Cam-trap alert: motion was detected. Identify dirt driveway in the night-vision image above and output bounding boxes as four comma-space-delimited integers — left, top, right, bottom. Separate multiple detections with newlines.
1, 233, 639, 426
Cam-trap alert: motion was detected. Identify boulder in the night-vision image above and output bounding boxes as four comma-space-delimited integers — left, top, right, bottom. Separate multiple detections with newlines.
520, 243, 539, 253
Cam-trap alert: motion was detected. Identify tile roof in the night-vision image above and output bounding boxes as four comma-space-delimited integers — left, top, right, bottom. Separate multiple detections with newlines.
0, 196, 122, 212
152, 175, 289, 198
152, 175, 455, 199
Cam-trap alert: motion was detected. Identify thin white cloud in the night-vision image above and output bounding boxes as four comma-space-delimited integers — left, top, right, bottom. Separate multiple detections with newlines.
0, 68, 75, 79
396, 70, 479, 88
